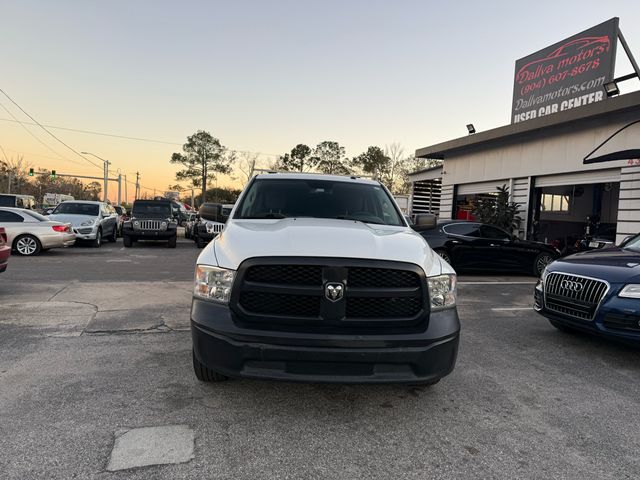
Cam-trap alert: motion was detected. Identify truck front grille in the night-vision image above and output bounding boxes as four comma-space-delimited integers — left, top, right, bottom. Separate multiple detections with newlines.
233, 258, 427, 333
140, 220, 163, 230
544, 273, 608, 321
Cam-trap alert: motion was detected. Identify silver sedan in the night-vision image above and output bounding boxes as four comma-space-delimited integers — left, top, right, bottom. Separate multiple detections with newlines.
0, 207, 76, 256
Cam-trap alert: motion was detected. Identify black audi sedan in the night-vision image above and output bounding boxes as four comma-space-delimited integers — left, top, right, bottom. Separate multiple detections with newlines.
419, 221, 558, 276
534, 233, 640, 344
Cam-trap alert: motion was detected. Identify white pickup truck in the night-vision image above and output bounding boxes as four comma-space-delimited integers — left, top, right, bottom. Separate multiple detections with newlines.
191, 173, 459, 384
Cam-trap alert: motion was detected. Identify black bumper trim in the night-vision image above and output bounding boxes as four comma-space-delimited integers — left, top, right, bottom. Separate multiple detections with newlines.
191, 298, 460, 383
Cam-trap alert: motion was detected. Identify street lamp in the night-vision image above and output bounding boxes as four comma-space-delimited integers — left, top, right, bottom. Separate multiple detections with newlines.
81, 151, 111, 202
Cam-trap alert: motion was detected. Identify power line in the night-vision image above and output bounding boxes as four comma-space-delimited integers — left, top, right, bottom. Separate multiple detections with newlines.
0, 88, 102, 170
0, 100, 88, 169
0, 117, 183, 146
0, 116, 281, 158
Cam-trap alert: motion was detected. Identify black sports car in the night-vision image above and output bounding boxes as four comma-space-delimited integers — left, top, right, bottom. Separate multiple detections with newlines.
534, 233, 640, 344
419, 221, 558, 276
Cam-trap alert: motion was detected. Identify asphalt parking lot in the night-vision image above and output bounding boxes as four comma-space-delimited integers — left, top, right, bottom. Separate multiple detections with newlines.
1, 237, 639, 479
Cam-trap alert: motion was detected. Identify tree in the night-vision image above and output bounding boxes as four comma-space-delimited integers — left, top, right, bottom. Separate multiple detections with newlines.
0, 155, 31, 194
236, 151, 259, 184
351, 146, 390, 180
276, 144, 315, 172
312, 141, 350, 175
384, 143, 407, 192
472, 184, 522, 232
170, 130, 234, 203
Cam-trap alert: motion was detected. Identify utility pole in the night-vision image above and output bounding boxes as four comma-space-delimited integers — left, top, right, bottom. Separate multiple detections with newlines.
81, 151, 111, 202
124, 174, 128, 205
7, 172, 11, 194
103, 160, 111, 202
191, 186, 195, 209
117, 174, 122, 205
135, 171, 140, 200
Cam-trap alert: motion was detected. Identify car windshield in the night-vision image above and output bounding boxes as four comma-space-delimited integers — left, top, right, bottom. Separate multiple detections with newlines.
133, 202, 171, 218
235, 178, 404, 226
54, 203, 99, 216
622, 235, 640, 252
23, 210, 49, 222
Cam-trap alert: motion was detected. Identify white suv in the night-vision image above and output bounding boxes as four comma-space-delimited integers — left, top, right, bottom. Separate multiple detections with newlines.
191, 173, 459, 384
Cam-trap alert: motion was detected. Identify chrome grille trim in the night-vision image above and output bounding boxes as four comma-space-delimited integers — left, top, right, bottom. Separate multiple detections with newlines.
543, 272, 609, 321
139, 220, 163, 230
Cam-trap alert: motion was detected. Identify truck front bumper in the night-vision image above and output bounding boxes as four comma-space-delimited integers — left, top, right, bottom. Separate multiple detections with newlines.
191, 299, 460, 384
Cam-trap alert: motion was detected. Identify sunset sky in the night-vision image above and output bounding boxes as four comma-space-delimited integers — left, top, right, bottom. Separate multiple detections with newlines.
2, 0, 640, 203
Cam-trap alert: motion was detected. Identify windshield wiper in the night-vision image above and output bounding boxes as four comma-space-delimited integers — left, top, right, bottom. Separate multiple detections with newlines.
242, 213, 287, 219
334, 215, 385, 226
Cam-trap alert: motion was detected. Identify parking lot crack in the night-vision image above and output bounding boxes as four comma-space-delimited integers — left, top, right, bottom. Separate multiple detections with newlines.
46, 282, 75, 302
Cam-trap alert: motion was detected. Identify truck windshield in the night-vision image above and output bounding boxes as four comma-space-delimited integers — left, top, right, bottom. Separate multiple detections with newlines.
54, 203, 99, 216
235, 178, 405, 226
133, 202, 171, 218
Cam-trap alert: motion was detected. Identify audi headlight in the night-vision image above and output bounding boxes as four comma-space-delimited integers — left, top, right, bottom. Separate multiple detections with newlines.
80, 219, 96, 226
619, 284, 640, 299
428, 274, 457, 311
194, 265, 236, 304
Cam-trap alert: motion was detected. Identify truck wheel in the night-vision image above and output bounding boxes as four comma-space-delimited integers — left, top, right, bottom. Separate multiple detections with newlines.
193, 350, 229, 382
108, 227, 117, 243
14, 234, 42, 256
123, 235, 133, 248
196, 236, 206, 248
91, 229, 102, 248
167, 235, 177, 248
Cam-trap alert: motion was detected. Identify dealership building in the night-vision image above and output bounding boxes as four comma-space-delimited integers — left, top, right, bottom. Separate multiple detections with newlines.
410, 18, 640, 247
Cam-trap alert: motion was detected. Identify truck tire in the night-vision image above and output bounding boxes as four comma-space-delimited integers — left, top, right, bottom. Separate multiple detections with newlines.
123, 235, 133, 248
193, 350, 229, 382
167, 235, 177, 248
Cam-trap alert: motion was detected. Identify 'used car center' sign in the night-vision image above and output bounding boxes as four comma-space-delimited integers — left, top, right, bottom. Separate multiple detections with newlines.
512, 18, 618, 124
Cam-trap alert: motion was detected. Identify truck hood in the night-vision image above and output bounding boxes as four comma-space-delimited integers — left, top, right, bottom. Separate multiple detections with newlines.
198, 218, 447, 277
48, 214, 96, 227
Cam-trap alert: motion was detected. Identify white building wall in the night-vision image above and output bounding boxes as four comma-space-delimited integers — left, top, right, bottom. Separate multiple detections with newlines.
617, 165, 640, 244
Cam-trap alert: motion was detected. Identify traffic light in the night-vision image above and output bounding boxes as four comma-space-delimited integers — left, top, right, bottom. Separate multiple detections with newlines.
51, 170, 57, 178
28, 168, 34, 176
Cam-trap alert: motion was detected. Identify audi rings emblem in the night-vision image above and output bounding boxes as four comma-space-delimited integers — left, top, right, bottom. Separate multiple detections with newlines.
561, 280, 583, 292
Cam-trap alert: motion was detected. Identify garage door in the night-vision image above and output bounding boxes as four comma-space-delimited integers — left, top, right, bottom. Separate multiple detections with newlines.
535, 169, 620, 188
457, 179, 510, 195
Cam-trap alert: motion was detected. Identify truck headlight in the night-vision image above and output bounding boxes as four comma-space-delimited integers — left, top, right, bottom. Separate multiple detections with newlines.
619, 284, 640, 298
428, 274, 457, 311
206, 223, 215, 233
194, 265, 236, 304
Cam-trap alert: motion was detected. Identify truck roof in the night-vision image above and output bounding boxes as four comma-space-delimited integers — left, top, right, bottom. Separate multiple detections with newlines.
254, 172, 379, 185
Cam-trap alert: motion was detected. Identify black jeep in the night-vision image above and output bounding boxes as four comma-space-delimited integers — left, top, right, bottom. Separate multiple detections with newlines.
122, 199, 178, 248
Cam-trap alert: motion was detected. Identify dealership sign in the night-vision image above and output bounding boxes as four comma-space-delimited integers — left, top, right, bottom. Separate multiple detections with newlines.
512, 18, 618, 124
